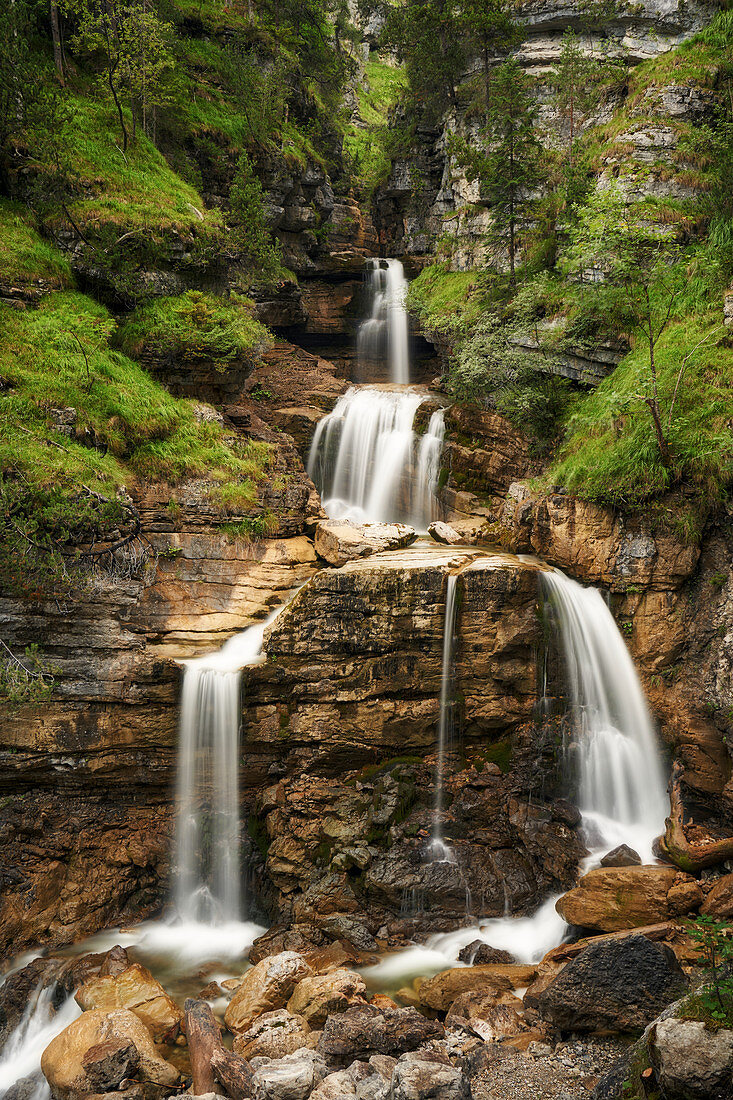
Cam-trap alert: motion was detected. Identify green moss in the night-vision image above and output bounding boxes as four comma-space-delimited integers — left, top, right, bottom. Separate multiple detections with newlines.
116, 291, 271, 368
247, 814, 270, 860
480, 739, 513, 774
357, 755, 423, 782
0, 202, 74, 289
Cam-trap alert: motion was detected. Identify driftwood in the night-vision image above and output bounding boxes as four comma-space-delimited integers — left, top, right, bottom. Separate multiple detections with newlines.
184, 998, 220, 1096
658, 763, 733, 871
184, 998, 253, 1099
211, 1047, 254, 1100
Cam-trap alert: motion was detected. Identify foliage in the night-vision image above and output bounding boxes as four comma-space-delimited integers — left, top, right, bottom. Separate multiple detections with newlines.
0, 641, 57, 708
406, 264, 492, 339
343, 56, 407, 196
379, 0, 467, 121
116, 291, 271, 368
229, 154, 283, 283
0, 202, 73, 288
684, 916, 733, 1024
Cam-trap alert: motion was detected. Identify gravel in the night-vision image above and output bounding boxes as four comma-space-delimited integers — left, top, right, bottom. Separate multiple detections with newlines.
470, 1037, 629, 1099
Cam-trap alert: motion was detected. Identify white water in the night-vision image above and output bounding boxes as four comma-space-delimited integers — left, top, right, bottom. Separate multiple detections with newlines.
430, 574, 458, 862
307, 387, 445, 531
174, 602, 292, 926
0, 985, 80, 1099
541, 568, 668, 862
357, 259, 410, 385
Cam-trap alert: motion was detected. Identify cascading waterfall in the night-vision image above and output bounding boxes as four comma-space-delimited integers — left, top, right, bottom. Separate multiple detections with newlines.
0, 984, 80, 1100
174, 610, 279, 925
357, 259, 410, 384
307, 387, 445, 530
430, 574, 458, 862
541, 568, 669, 862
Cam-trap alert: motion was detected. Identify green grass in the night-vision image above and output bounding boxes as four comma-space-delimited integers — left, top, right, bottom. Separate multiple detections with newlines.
550, 314, 733, 519
0, 202, 73, 289
343, 54, 407, 195
116, 291, 271, 368
406, 263, 492, 338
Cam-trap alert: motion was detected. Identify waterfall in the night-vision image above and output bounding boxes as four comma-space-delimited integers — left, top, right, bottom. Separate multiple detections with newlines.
357, 259, 410, 385
173, 613, 277, 925
541, 568, 668, 861
430, 574, 458, 862
307, 387, 445, 531
0, 984, 80, 1100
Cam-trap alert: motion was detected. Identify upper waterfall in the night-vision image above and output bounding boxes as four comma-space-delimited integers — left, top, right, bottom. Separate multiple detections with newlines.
541, 568, 669, 862
307, 386, 445, 531
357, 258, 410, 385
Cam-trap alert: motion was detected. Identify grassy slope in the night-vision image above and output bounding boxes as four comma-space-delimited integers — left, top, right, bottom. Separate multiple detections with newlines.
343, 54, 407, 196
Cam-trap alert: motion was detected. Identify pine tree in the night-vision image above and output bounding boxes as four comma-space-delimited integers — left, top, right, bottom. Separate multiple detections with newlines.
380, 0, 466, 120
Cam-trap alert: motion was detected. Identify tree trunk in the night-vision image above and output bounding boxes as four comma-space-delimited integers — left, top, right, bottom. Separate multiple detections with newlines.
184, 999, 221, 1096
50, 1, 64, 85
211, 1047, 254, 1100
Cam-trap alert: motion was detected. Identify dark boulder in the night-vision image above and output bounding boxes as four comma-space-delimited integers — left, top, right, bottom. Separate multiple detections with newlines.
600, 845, 641, 868
537, 935, 688, 1033
457, 941, 515, 965
317, 1005, 443, 1067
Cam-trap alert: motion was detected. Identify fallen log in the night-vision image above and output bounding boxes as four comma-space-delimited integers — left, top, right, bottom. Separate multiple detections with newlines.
184, 998, 221, 1096
211, 1047, 254, 1100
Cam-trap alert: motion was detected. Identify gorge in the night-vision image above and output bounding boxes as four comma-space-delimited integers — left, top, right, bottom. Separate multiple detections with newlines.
1, 1, 733, 1099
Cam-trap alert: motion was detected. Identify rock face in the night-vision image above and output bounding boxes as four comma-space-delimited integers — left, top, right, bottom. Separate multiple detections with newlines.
537, 935, 688, 1033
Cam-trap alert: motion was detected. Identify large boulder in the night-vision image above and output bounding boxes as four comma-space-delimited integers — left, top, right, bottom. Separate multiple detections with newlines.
536, 935, 688, 1033
287, 969, 367, 1028
225, 953, 313, 1034
314, 521, 417, 567
233, 1009, 313, 1061
701, 873, 733, 919
317, 1005, 443, 1067
555, 866, 681, 931
416, 965, 535, 1011
250, 1047, 328, 1100
389, 1053, 470, 1100
75, 963, 182, 1038
40, 1008, 179, 1098
648, 1016, 733, 1098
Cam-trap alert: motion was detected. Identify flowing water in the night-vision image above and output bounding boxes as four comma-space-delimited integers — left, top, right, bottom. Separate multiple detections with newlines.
430, 573, 458, 862
541, 568, 668, 862
0, 985, 80, 1100
307, 387, 445, 530
357, 259, 410, 385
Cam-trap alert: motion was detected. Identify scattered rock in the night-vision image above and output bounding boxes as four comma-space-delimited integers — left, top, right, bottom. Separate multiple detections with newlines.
456, 941, 515, 966
250, 1047, 328, 1100
427, 522, 462, 546
649, 1015, 733, 1098
600, 845, 641, 868
555, 866, 680, 932
309, 1068, 357, 1099
225, 952, 313, 1034
537, 935, 689, 1033
288, 969, 367, 1028
317, 1005, 443, 1067
314, 521, 417, 567
389, 1053, 470, 1100
75, 963, 183, 1038
233, 1009, 313, 1061
249, 926, 334, 966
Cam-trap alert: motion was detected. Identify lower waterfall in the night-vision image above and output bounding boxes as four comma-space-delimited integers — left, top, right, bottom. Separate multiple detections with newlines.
307, 386, 445, 530
541, 568, 668, 862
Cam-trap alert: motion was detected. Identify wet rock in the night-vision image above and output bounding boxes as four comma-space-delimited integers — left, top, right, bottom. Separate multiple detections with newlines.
1, 1073, 46, 1100
226, 953, 314, 1034
313, 520, 417, 567
417, 965, 535, 1011
249, 926, 335, 966
551, 800, 582, 828
81, 1038, 140, 1090
317, 915, 378, 952
666, 877, 704, 916
456, 941, 515, 965
555, 866, 680, 931
648, 1016, 733, 1098
537, 935, 688, 1033
389, 1053, 470, 1100
251, 1048, 328, 1100
427, 522, 462, 546
75, 963, 182, 1038
41, 1008, 179, 1097
600, 845, 641, 868
233, 1009, 313, 1061
318, 1005, 443, 1067
0, 959, 65, 1047
288, 969, 367, 1028
701, 873, 733, 918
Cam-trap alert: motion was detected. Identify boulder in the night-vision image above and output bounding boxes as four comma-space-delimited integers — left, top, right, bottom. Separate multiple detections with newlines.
317, 1005, 443, 1067
314, 521, 417, 567
701, 873, 733, 919
427, 522, 462, 546
251, 1048, 328, 1100
416, 965, 535, 1011
555, 866, 680, 932
75, 963, 182, 1038
456, 941, 515, 965
233, 1009, 313, 1061
249, 926, 334, 966
600, 845, 641, 868
389, 1054, 470, 1100
536, 935, 688, 1033
649, 1016, 733, 1098
287, 969, 367, 1028
41, 1008, 179, 1098
309, 1068, 357, 1099
225, 953, 313, 1034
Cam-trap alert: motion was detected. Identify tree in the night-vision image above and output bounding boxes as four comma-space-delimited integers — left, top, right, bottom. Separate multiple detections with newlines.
460, 0, 519, 120
229, 153, 282, 284
462, 60, 544, 283
565, 183, 688, 466
380, 0, 467, 120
